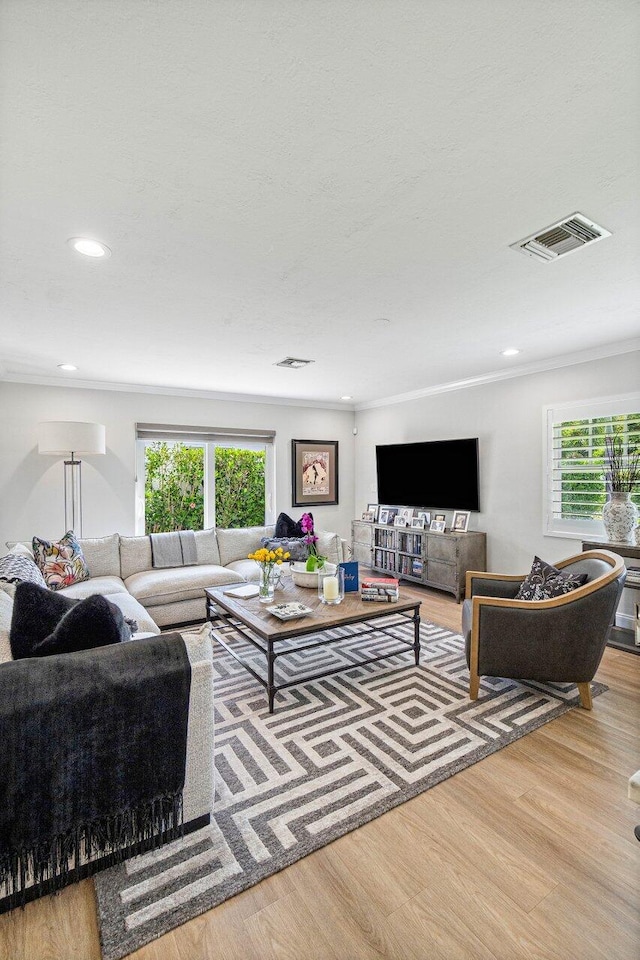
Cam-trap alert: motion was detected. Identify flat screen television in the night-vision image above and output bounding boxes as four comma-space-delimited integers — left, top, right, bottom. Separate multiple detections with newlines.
376, 438, 480, 511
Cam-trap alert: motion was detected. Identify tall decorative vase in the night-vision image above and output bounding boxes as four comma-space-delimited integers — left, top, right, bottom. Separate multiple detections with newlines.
602, 492, 638, 544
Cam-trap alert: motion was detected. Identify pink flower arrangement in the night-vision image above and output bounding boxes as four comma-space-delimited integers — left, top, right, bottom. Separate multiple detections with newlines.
300, 512, 327, 571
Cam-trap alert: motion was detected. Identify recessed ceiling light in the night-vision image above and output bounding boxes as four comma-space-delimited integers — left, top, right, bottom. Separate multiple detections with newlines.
501, 348, 520, 357
68, 237, 111, 258
57, 363, 78, 372
340, 395, 353, 400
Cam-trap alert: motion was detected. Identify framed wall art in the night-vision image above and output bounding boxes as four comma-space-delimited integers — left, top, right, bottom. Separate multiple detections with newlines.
291, 439, 339, 507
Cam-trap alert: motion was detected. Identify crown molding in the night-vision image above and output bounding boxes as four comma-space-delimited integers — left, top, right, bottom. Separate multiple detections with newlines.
1, 337, 636, 412
354, 338, 640, 410
0, 373, 355, 412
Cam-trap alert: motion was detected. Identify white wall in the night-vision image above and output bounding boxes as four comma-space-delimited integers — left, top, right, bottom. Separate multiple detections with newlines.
354, 350, 640, 576
0, 382, 356, 545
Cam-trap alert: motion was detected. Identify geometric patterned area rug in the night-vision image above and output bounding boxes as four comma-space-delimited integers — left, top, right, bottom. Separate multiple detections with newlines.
95, 618, 605, 960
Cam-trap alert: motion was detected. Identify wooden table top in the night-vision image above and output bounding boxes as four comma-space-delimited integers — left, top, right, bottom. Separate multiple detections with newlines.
205, 579, 420, 641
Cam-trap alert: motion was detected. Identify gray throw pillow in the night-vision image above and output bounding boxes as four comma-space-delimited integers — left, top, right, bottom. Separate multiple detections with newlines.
260, 537, 308, 562
0, 552, 47, 599
515, 556, 588, 601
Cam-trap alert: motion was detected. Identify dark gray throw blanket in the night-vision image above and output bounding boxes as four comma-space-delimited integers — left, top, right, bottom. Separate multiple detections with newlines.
150, 530, 197, 568
0, 633, 191, 908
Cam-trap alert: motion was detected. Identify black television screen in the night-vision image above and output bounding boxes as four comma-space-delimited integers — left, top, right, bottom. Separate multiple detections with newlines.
376, 438, 480, 511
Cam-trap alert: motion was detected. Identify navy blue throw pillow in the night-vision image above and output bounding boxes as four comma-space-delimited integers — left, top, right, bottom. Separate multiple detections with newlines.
275, 512, 312, 538
34, 594, 130, 657
10, 582, 77, 659
10, 581, 130, 660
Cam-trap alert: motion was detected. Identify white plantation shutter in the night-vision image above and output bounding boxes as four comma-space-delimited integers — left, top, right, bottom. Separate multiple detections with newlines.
544, 395, 640, 538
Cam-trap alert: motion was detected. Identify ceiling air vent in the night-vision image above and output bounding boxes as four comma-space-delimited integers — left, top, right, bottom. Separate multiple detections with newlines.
274, 357, 314, 369
511, 213, 611, 263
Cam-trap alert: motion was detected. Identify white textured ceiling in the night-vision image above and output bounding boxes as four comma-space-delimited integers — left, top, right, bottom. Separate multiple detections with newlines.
1, 0, 638, 406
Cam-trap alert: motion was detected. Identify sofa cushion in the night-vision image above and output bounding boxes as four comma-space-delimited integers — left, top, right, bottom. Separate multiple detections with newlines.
77, 533, 121, 578
148, 597, 209, 628
119, 535, 153, 580
58, 575, 128, 599
194, 528, 221, 566
106, 593, 161, 635
0, 552, 47, 598
515, 556, 588, 601
226, 558, 261, 583
125, 564, 243, 607
32, 594, 130, 658
315, 531, 343, 565
32, 530, 90, 591
216, 526, 275, 567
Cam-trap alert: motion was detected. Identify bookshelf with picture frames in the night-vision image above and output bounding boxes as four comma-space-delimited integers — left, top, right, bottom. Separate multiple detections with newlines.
352, 509, 486, 602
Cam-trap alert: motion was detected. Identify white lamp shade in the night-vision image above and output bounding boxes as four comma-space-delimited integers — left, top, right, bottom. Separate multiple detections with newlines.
38, 421, 106, 456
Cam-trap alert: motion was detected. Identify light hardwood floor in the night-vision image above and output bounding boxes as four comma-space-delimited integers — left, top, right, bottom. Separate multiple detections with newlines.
1, 585, 639, 960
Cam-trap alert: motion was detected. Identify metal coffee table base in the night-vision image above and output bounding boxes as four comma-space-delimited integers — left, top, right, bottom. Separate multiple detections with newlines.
209, 606, 421, 714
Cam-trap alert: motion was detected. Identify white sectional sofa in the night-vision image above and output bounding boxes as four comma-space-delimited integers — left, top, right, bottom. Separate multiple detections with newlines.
8, 525, 349, 629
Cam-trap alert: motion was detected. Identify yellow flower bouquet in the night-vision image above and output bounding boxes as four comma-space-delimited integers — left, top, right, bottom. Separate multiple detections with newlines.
248, 546, 290, 602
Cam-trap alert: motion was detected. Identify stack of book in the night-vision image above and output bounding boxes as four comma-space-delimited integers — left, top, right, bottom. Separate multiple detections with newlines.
361, 576, 400, 602
626, 565, 640, 587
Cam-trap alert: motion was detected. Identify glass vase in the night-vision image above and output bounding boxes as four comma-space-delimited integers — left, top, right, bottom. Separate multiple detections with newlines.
258, 565, 275, 603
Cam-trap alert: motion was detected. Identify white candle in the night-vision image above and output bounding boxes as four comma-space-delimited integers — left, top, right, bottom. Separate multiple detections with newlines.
323, 576, 339, 601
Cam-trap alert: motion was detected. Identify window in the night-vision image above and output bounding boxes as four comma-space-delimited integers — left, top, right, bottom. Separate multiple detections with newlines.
544, 395, 640, 538
135, 424, 275, 534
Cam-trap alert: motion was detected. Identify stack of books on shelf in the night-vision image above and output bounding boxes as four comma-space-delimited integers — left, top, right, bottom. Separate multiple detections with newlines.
626, 565, 640, 587
361, 576, 400, 602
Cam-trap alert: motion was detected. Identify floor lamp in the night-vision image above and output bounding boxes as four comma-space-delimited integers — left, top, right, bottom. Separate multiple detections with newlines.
38, 421, 106, 537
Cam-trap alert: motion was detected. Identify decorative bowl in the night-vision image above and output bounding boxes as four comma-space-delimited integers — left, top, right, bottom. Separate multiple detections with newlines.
290, 561, 337, 588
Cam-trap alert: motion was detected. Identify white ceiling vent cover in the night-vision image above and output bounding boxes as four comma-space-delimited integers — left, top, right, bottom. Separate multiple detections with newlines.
511, 213, 611, 262
274, 357, 314, 369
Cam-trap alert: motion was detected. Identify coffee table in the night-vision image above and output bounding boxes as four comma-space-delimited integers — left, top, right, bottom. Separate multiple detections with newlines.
205, 580, 421, 713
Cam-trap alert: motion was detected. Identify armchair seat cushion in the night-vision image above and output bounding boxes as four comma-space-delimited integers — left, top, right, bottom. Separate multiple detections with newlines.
59, 575, 127, 599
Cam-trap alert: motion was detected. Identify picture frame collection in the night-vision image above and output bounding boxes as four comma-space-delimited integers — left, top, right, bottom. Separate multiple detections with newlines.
362, 505, 471, 533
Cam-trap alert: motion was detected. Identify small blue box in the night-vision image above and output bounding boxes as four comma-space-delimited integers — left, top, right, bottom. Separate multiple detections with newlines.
339, 561, 359, 592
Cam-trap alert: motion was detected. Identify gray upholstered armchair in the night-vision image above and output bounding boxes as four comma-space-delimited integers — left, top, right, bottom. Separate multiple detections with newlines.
462, 550, 626, 709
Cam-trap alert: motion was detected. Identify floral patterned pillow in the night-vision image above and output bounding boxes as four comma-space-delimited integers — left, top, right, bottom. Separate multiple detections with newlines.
515, 556, 588, 601
32, 530, 90, 591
